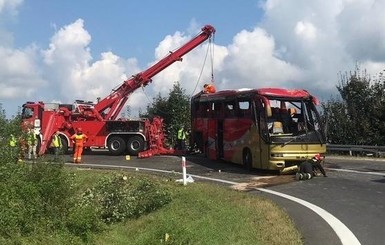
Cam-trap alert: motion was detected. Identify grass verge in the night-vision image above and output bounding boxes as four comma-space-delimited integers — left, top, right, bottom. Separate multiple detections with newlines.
74, 168, 303, 245
10, 167, 302, 245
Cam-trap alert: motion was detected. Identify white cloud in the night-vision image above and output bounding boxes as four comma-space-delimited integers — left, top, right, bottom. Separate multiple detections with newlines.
41, 19, 138, 105
218, 27, 303, 89
295, 21, 317, 40
0, 0, 22, 15
146, 26, 227, 98
3, 0, 385, 117
0, 45, 45, 99
256, 0, 385, 99
337, 0, 385, 62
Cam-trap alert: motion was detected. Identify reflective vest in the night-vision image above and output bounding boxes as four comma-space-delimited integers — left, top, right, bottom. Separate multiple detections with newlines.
27, 132, 37, 145
177, 129, 186, 140
51, 134, 61, 147
9, 135, 17, 147
71, 133, 88, 146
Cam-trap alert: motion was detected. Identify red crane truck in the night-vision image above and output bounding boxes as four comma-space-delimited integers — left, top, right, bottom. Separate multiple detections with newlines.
21, 25, 216, 157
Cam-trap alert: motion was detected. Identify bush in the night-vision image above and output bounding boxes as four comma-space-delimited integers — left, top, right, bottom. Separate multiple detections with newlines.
84, 174, 172, 224
0, 162, 76, 238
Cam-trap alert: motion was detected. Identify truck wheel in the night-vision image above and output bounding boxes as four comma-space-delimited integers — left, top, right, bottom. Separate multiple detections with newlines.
108, 136, 126, 155
126, 136, 144, 156
243, 148, 252, 171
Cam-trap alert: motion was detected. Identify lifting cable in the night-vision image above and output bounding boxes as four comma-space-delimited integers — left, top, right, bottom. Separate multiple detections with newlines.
140, 33, 216, 112
190, 35, 215, 97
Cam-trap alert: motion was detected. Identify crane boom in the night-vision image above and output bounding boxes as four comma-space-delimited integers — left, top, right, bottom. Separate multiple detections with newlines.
95, 25, 216, 120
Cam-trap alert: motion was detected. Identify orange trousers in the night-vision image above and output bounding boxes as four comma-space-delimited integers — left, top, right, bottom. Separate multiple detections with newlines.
73, 144, 84, 163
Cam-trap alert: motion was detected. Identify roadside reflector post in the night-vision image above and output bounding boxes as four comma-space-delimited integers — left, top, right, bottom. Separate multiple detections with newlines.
182, 156, 187, 185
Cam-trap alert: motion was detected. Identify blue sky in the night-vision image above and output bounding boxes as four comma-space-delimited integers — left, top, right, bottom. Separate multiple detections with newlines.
12, 1, 262, 66
1, 0, 385, 118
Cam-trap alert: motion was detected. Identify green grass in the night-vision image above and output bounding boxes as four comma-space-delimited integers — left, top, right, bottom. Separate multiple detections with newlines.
72, 168, 303, 245
8, 168, 302, 245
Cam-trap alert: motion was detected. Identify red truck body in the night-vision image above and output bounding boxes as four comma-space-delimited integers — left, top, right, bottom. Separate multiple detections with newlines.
21, 25, 215, 157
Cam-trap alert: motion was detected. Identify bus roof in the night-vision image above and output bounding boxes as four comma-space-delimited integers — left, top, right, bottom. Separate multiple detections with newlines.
192, 88, 319, 105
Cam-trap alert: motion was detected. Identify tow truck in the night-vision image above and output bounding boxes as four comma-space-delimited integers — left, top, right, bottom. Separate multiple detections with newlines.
21, 25, 216, 158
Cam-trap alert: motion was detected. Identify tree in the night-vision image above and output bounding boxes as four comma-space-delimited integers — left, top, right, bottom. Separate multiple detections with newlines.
141, 82, 190, 146
322, 66, 385, 145
0, 104, 22, 163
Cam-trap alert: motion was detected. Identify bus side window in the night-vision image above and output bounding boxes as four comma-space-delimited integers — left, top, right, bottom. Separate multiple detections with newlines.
238, 101, 251, 118
207, 102, 215, 118
213, 102, 223, 118
200, 102, 209, 117
225, 102, 235, 117
192, 102, 200, 117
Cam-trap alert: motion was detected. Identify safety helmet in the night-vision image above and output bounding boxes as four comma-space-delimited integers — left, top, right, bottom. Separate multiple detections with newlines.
77, 127, 82, 132
313, 153, 322, 161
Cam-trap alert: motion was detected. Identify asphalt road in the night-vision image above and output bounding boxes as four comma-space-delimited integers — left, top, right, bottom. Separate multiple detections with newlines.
61, 152, 385, 245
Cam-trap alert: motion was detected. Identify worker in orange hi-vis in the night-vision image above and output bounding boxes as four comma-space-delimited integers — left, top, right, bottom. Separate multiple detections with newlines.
203, 83, 216, 93
70, 128, 88, 163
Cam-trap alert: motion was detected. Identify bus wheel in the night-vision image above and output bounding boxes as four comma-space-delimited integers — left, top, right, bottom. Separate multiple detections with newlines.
108, 136, 126, 155
243, 149, 252, 171
126, 136, 144, 156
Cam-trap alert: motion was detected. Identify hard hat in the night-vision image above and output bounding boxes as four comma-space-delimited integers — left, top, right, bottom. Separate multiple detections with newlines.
313, 153, 322, 161
77, 127, 82, 132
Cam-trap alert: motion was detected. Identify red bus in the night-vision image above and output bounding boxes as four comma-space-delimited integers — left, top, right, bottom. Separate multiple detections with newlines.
190, 88, 326, 173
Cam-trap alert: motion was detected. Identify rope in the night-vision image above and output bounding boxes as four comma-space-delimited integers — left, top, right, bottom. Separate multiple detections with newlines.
190, 36, 215, 97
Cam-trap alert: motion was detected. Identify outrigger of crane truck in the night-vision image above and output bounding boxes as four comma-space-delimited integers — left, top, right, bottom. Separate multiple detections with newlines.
21, 25, 216, 158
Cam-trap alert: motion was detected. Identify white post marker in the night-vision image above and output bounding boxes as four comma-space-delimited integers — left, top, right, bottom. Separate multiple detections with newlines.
182, 156, 187, 185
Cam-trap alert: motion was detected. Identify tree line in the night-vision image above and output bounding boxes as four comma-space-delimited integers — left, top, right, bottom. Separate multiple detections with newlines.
321, 66, 385, 145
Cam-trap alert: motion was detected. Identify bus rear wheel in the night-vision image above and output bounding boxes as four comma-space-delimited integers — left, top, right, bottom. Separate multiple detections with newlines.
243, 149, 252, 171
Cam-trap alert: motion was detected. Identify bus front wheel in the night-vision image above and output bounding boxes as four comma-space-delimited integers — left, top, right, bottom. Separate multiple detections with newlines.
243, 149, 252, 171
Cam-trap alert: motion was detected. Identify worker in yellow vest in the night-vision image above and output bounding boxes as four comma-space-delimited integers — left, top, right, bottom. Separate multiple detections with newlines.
9, 134, 19, 163
50, 131, 62, 160
9, 134, 17, 147
177, 126, 187, 150
70, 128, 88, 163
27, 129, 38, 160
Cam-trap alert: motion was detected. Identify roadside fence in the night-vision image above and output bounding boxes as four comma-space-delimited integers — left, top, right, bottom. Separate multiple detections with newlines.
327, 144, 385, 157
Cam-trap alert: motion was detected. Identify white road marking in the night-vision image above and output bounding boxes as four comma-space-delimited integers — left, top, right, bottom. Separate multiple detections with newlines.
328, 168, 385, 176
256, 188, 361, 245
69, 163, 361, 245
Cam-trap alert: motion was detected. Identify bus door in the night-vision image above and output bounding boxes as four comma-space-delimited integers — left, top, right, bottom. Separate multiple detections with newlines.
206, 102, 220, 160
254, 96, 270, 168
237, 98, 261, 169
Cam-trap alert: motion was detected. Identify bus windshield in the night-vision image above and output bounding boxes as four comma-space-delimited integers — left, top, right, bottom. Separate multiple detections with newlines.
261, 98, 325, 145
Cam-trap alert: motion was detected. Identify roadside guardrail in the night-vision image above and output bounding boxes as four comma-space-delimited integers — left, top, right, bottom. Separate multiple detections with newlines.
327, 144, 385, 157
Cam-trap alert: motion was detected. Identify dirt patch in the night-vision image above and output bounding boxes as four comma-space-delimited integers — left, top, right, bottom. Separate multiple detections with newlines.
231, 174, 295, 191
